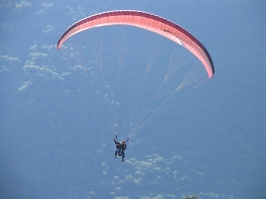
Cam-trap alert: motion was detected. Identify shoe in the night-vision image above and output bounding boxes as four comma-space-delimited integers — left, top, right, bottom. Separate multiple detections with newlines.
122, 159, 125, 162
114, 156, 117, 158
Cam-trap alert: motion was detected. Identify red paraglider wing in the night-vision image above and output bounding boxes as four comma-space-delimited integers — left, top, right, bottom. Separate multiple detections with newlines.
57, 10, 214, 78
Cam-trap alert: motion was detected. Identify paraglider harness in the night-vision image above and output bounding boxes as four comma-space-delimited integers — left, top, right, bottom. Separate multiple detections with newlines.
115, 135, 129, 156
117, 148, 123, 156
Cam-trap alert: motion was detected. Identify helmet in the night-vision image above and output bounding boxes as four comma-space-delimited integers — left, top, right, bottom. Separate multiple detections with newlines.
121, 140, 125, 144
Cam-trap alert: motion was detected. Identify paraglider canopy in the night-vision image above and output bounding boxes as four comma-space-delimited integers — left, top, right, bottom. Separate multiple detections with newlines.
57, 10, 214, 78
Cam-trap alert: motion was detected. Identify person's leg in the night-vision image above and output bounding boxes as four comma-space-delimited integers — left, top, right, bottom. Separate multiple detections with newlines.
114, 150, 117, 158
122, 152, 125, 161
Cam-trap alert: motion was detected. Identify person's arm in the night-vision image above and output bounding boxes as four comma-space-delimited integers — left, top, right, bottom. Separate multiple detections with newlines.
114, 135, 118, 144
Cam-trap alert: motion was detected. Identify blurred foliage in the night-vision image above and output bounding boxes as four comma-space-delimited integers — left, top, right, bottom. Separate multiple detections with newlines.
183, 195, 199, 199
